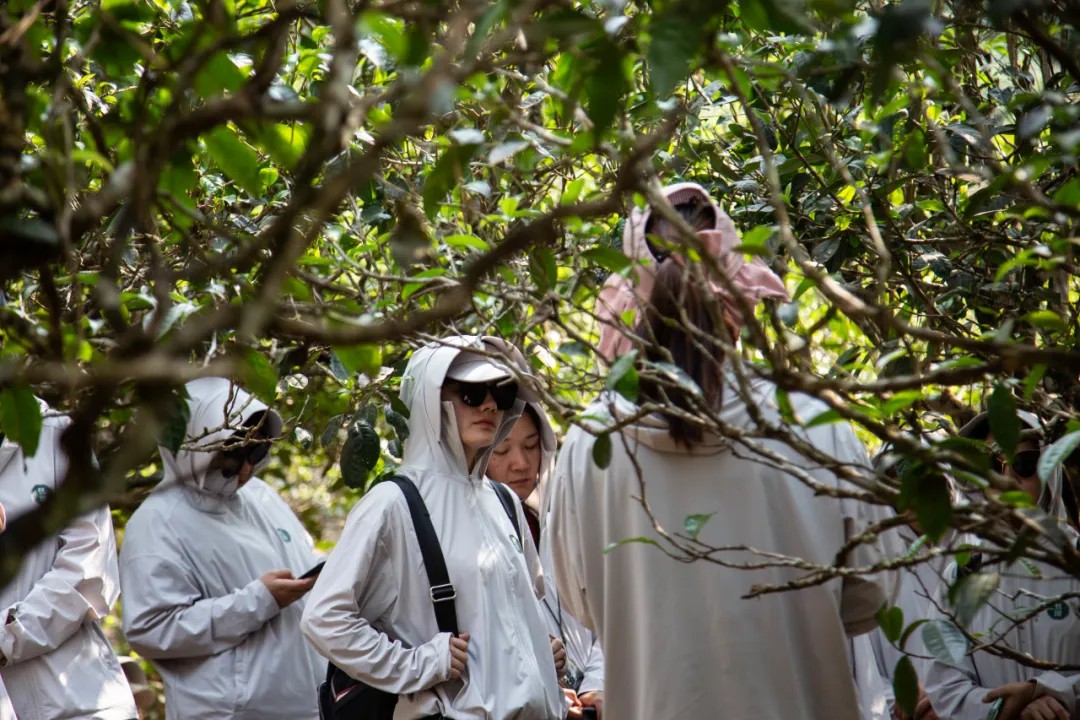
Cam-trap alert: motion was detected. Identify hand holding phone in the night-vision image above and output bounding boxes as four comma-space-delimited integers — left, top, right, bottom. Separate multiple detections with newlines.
299, 561, 325, 580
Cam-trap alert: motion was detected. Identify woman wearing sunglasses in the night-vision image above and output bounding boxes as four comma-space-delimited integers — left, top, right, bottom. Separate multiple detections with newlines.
120, 377, 325, 719
925, 410, 1080, 720
302, 336, 566, 720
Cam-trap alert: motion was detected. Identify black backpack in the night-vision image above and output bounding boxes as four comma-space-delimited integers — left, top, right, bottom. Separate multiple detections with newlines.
317, 476, 520, 720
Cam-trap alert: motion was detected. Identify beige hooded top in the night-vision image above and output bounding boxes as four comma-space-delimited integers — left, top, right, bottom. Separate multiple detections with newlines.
547, 376, 902, 720
301, 336, 565, 719
120, 377, 324, 719
0, 405, 137, 720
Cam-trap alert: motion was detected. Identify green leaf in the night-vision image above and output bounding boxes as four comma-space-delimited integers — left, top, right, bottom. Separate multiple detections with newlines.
647, 5, 704, 97
605, 350, 639, 403
584, 39, 628, 142
683, 512, 715, 539
1023, 310, 1067, 333
775, 387, 797, 424
988, 384, 1019, 462
385, 406, 410, 443
444, 234, 490, 252
247, 123, 310, 171
529, 248, 558, 292
921, 619, 968, 665
876, 605, 904, 644
950, 571, 1000, 627
892, 656, 919, 716
240, 350, 278, 404
583, 247, 633, 274
333, 345, 382, 376
1039, 430, 1080, 483
805, 408, 844, 428
422, 144, 480, 218
161, 386, 192, 455
603, 536, 660, 554
592, 432, 613, 469
897, 462, 953, 542
203, 126, 263, 197
0, 386, 42, 457
340, 421, 381, 489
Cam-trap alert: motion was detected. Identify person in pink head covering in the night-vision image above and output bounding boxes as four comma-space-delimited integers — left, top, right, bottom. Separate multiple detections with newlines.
548, 182, 902, 719
596, 182, 789, 362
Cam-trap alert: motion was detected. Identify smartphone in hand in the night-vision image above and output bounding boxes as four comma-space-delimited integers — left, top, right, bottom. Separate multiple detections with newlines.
299, 561, 325, 580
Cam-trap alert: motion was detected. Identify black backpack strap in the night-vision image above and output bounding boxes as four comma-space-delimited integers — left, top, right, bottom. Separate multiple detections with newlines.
489, 480, 521, 543
387, 476, 459, 636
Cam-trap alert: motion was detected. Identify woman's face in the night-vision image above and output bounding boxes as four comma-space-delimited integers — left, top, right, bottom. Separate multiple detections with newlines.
488, 412, 542, 501
442, 382, 504, 466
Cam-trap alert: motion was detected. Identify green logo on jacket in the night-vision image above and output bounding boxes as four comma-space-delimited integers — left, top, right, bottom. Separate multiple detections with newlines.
31, 484, 51, 504
277, 528, 292, 543
1047, 601, 1069, 620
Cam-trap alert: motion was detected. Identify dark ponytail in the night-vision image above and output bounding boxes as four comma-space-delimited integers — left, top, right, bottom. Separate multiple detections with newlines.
634, 260, 726, 446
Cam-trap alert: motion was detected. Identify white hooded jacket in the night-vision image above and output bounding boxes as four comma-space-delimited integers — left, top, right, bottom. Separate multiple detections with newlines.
301, 337, 565, 719
925, 415, 1080, 719
520, 401, 605, 696
0, 408, 137, 720
548, 375, 902, 720
119, 378, 323, 719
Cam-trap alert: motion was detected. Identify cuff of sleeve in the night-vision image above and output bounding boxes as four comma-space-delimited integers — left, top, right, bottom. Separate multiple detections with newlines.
579, 676, 604, 696
433, 632, 453, 684
0, 625, 11, 666
1033, 673, 1075, 714
249, 579, 281, 624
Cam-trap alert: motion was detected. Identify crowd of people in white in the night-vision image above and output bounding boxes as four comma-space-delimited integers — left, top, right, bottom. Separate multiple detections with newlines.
1, 183, 1077, 720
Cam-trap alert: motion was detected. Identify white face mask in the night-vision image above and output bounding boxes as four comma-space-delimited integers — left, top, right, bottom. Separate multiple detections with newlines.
200, 470, 241, 498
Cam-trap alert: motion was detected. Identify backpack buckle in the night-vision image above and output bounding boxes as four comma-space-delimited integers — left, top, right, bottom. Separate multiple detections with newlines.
429, 583, 456, 603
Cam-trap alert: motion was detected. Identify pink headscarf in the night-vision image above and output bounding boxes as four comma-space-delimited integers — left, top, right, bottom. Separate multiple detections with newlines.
596, 182, 790, 362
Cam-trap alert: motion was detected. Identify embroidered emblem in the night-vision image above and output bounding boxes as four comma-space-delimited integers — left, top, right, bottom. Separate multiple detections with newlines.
31, 484, 51, 504
511, 534, 523, 554
1047, 601, 1069, 620
277, 528, 292, 543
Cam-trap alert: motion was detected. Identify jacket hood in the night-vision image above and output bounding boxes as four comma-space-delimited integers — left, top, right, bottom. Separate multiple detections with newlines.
159, 377, 282, 499
400, 336, 532, 482
522, 400, 558, 517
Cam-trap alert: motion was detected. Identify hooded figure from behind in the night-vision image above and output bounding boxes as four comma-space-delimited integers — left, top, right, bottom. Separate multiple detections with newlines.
302, 336, 566, 720
925, 410, 1080, 720
120, 377, 324, 720
0, 400, 137, 720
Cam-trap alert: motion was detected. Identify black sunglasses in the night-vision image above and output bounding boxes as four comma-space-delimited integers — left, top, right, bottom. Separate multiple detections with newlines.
215, 430, 272, 478
454, 381, 518, 411
992, 449, 1040, 478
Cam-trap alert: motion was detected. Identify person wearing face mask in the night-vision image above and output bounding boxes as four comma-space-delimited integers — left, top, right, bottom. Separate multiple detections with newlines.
488, 403, 605, 719
925, 410, 1080, 720
119, 377, 324, 719
302, 336, 566, 720
0, 407, 138, 720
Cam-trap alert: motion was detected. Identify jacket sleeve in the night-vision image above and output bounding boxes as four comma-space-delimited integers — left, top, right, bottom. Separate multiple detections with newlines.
578, 634, 605, 696
301, 485, 451, 695
831, 424, 903, 636
120, 549, 281, 660
1029, 671, 1079, 715
0, 504, 121, 666
923, 654, 995, 720
547, 433, 596, 633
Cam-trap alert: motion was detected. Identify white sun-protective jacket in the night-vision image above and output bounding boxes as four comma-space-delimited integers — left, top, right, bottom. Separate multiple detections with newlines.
0, 678, 13, 720
925, 426, 1080, 720
301, 337, 566, 720
548, 376, 903, 720
0, 410, 137, 720
120, 378, 323, 720
523, 401, 604, 697
854, 525, 952, 719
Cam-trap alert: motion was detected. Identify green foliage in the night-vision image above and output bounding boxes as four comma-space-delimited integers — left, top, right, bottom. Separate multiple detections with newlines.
921, 619, 968, 665
0, 387, 42, 457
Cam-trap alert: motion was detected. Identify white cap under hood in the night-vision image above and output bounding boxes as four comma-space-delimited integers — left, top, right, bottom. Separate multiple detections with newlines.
400, 336, 534, 482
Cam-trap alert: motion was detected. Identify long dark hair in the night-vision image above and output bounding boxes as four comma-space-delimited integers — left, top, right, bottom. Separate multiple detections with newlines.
634, 259, 727, 445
